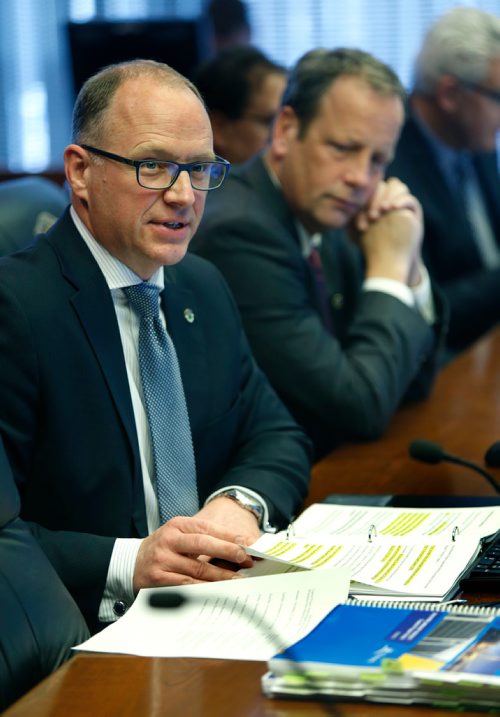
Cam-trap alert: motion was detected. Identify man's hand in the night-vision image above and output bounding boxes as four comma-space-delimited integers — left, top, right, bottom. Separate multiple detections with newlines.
350, 178, 424, 285
197, 495, 262, 543
132, 500, 258, 594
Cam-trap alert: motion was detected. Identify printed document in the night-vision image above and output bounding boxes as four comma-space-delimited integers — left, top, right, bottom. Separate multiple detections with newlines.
245, 504, 500, 601
75, 568, 350, 660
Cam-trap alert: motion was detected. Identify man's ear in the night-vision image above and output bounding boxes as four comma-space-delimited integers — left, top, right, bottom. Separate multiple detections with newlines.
435, 74, 462, 114
272, 106, 300, 159
209, 110, 233, 156
64, 144, 91, 200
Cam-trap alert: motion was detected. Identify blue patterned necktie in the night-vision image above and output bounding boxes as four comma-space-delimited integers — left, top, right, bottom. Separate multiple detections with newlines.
124, 283, 198, 523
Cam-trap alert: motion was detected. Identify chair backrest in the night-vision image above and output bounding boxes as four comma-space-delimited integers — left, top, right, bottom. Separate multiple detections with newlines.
0, 436, 89, 710
0, 176, 68, 257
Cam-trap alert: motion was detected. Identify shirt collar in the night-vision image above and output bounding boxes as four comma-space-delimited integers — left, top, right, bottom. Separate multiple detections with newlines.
295, 221, 322, 258
70, 205, 164, 290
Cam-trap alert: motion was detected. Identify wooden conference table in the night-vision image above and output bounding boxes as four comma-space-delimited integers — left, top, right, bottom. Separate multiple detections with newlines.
5, 329, 500, 717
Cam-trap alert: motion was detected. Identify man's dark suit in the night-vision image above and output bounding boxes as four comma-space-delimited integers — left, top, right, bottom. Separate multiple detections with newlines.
387, 112, 500, 350
0, 209, 310, 631
192, 156, 444, 458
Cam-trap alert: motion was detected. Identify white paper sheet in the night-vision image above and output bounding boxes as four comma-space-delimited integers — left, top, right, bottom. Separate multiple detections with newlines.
75, 568, 350, 661
290, 503, 500, 541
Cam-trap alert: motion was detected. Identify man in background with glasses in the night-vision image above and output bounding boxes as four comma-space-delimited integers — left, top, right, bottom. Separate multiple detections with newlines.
193, 45, 286, 164
388, 7, 500, 356
0, 59, 311, 633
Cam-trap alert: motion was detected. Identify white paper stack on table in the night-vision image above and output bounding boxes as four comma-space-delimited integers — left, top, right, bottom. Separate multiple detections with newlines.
74, 568, 351, 660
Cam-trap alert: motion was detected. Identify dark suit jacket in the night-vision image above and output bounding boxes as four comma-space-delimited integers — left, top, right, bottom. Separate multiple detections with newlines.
0, 435, 89, 710
0, 209, 310, 631
192, 156, 445, 458
387, 112, 500, 350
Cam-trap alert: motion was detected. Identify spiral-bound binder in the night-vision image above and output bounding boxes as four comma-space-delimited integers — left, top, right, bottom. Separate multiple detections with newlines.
345, 597, 499, 615
247, 502, 500, 602
285, 521, 463, 544
263, 599, 500, 710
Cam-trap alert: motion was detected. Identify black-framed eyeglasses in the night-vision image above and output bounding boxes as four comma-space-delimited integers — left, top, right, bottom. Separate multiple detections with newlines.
80, 144, 230, 191
458, 79, 500, 105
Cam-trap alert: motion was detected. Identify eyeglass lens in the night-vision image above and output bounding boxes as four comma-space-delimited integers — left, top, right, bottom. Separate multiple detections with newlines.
138, 161, 226, 190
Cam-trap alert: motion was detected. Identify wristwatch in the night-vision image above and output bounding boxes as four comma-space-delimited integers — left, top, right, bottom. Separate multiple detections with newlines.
216, 488, 264, 526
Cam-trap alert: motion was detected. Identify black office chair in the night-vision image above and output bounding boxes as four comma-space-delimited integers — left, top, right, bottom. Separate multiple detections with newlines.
0, 436, 89, 710
0, 176, 68, 257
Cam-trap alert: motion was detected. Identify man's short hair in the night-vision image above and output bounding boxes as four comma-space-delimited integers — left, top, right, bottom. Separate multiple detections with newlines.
413, 7, 500, 95
193, 46, 286, 120
282, 47, 405, 138
72, 59, 202, 145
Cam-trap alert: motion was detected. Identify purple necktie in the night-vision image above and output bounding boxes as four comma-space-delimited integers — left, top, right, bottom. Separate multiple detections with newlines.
308, 247, 333, 332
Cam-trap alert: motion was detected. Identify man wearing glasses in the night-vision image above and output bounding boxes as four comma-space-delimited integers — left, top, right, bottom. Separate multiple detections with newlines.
0, 60, 311, 633
192, 45, 286, 164
388, 7, 500, 355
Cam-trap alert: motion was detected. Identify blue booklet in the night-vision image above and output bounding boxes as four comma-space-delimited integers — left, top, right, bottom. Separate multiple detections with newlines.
264, 601, 500, 710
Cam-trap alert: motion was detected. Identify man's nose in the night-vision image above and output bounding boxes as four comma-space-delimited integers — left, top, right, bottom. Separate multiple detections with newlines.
343, 153, 373, 188
163, 169, 196, 204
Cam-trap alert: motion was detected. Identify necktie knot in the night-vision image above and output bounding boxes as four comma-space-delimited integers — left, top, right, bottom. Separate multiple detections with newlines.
124, 283, 161, 319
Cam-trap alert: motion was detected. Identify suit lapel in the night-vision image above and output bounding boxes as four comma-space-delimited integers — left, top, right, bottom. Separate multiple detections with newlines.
47, 212, 147, 533
243, 156, 299, 242
396, 116, 484, 269
475, 154, 500, 244
161, 267, 208, 439
71, 287, 138, 447
401, 118, 461, 219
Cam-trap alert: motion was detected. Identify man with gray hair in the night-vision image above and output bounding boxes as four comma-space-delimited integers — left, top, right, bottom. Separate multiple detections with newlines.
193, 48, 446, 458
388, 7, 500, 353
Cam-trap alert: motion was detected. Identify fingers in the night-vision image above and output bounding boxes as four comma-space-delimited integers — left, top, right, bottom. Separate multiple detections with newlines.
133, 516, 251, 593
356, 178, 421, 232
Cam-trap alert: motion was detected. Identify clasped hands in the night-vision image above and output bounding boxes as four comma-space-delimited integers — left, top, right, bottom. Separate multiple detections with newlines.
349, 177, 424, 287
132, 496, 261, 595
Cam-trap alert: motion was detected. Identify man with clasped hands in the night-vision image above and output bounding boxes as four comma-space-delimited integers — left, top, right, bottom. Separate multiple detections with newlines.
193, 48, 446, 458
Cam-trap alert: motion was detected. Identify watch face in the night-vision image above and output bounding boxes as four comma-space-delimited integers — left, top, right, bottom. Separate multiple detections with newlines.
224, 489, 263, 522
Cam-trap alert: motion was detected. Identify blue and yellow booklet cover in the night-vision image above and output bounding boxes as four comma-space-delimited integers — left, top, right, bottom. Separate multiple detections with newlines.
265, 602, 500, 709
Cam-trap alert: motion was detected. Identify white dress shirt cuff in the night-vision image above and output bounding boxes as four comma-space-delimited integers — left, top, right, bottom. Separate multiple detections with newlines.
98, 537, 143, 623
362, 277, 415, 308
410, 263, 436, 324
363, 265, 435, 325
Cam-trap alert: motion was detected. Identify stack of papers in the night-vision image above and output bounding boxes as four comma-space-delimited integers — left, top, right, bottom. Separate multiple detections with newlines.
75, 568, 350, 660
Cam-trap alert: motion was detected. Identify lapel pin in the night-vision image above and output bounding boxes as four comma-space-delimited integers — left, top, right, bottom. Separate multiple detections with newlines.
183, 308, 195, 324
